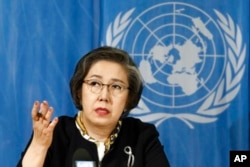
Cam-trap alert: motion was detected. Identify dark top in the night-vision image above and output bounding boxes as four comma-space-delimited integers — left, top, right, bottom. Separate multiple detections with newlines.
17, 116, 170, 167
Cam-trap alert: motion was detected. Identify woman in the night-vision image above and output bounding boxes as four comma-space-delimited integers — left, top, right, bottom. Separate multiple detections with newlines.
18, 46, 170, 167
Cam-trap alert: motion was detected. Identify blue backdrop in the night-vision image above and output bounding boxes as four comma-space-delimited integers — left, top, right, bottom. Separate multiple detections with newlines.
0, 0, 249, 167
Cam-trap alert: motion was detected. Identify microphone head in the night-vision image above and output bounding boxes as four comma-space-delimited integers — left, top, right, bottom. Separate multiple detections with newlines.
72, 148, 96, 167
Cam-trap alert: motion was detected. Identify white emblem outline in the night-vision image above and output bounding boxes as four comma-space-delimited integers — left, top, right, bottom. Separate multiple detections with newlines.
104, 6, 246, 129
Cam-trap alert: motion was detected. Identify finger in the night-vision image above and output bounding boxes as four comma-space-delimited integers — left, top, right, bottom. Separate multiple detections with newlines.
41, 107, 54, 126
39, 101, 49, 117
44, 107, 54, 121
31, 101, 40, 121
46, 117, 59, 133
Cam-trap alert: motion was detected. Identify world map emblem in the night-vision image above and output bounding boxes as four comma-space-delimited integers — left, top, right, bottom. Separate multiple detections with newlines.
104, 2, 246, 128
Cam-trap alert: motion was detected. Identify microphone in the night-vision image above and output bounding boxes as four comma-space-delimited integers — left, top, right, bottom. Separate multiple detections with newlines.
72, 148, 97, 167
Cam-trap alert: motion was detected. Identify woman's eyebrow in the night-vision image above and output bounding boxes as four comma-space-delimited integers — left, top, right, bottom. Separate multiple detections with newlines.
110, 78, 128, 85
87, 75, 127, 84
87, 75, 102, 79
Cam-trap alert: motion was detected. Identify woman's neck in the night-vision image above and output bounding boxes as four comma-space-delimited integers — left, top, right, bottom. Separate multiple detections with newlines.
81, 115, 115, 142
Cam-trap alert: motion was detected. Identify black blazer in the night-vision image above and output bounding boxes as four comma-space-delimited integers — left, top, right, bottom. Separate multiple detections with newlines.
17, 116, 170, 167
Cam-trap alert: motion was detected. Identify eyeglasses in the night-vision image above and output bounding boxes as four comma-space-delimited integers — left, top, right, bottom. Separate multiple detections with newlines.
83, 79, 129, 96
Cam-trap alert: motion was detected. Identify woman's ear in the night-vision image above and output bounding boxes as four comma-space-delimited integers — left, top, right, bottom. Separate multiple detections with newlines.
77, 89, 82, 104
77, 87, 82, 98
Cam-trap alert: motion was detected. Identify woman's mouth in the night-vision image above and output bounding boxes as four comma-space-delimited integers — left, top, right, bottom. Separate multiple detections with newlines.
95, 107, 110, 116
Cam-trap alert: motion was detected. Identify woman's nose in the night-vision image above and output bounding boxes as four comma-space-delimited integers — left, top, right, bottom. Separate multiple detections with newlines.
98, 86, 110, 101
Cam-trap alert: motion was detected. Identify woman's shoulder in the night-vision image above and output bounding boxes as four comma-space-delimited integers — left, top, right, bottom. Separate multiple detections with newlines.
56, 115, 75, 126
54, 114, 77, 134
122, 117, 158, 134
58, 115, 76, 122
123, 117, 153, 126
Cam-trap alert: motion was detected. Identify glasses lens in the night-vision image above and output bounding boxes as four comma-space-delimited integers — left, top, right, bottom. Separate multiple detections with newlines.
84, 80, 128, 95
109, 83, 124, 95
85, 80, 102, 93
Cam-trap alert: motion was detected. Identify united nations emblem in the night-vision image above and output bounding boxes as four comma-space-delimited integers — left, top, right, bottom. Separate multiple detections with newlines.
104, 2, 246, 128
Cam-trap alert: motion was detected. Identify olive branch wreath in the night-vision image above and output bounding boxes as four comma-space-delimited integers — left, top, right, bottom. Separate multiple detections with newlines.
105, 9, 246, 129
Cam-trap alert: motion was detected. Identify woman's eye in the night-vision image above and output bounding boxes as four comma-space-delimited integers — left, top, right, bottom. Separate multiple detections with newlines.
111, 84, 122, 90
90, 81, 101, 87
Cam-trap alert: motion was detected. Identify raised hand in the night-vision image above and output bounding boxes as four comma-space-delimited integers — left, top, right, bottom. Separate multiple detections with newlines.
31, 101, 58, 148
22, 101, 58, 167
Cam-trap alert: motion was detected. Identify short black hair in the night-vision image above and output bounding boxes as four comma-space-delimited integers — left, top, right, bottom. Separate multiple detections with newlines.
70, 46, 143, 114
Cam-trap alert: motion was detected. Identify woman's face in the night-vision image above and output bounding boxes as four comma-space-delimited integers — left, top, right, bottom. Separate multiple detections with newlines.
80, 60, 129, 128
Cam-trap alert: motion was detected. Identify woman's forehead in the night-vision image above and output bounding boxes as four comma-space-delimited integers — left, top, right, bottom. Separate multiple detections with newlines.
86, 60, 128, 83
